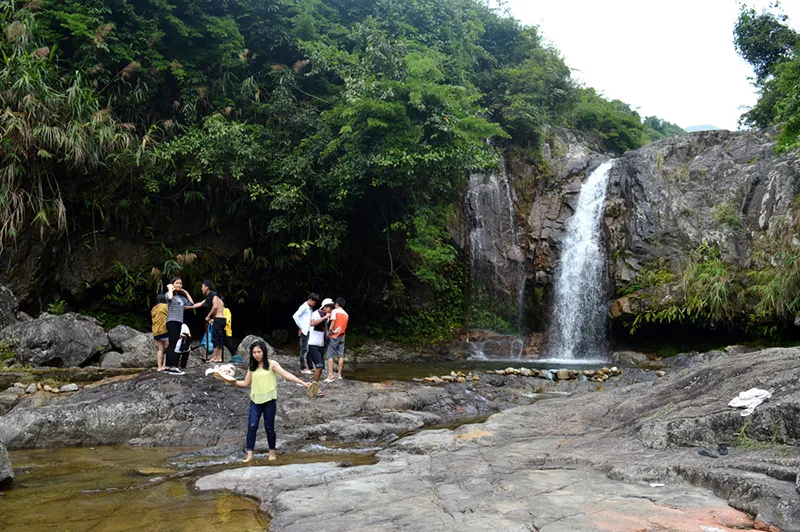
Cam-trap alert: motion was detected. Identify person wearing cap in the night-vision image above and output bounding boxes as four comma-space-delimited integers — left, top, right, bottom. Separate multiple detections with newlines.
306, 298, 334, 398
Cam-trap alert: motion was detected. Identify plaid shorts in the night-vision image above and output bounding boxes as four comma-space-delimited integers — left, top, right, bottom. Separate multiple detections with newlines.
326, 336, 345, 359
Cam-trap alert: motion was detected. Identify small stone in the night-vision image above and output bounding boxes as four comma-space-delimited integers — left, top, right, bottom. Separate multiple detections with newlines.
655, 371, 666, 377
610, 366, 618, 373
25, 383, 36, 394
60, 384, 79, 393
441, 375, 456, 382
556, 369, 570, 381
520, 368, 532, 377
472, 375, 480, 381
12, 382, 25, 389
450, 371, 458, 378
504, 367, 516, 375
601, 367, 610, 374
495, 370, 505, 375
538, 370, 550, 379
457, 377, 467, 383
431, 376, 444, 384
412, 377, 424, 383
42, 384, 52, 392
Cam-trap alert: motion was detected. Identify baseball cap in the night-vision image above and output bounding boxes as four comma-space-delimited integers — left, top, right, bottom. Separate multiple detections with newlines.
321, 298, 334, 307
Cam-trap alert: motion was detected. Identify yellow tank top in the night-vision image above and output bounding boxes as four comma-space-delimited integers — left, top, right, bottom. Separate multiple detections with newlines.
250, 367, 277, 404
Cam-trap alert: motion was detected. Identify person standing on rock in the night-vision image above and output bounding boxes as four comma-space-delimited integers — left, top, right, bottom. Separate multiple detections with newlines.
151, 293, 169, 371
227, 340, 310, 462
187, 280, 226, 363
325, 297, 349, 382
292, 293, 320, 374
165, 277, 194, 375
307, 298, 334, 396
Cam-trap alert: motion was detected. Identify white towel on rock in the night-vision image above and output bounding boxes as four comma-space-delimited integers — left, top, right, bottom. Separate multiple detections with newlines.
728, 388, 772, 417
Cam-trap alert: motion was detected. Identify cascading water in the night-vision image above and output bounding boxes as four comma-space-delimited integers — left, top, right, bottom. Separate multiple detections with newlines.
465, 157, 526, 360
546, 160, 615, 363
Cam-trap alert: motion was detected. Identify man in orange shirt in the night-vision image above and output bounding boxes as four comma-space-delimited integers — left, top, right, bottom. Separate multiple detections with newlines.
324, 297, 349, 382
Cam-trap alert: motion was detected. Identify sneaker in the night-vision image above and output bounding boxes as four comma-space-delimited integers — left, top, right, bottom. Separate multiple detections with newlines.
166, 368, 185, 376
300, 369, 312, 374
307, 381, 319, 399
323, 376, 335, 383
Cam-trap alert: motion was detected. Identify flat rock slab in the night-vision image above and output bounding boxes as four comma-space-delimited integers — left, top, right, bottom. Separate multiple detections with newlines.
196, 447, 754, 532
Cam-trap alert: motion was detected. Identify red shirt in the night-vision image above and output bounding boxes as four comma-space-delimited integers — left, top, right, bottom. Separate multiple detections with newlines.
329, 308, 349, 338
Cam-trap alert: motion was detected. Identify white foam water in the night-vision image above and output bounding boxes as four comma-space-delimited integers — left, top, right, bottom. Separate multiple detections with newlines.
547, 160, 615, 362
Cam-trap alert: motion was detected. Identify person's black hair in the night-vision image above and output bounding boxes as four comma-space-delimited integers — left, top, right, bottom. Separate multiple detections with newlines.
249, 340, 270, 371
308, 293, 321, 304
336, 297, 346, 307
156, 293, 167, 305
169, 276, 182, 285
202, 280, 215, 291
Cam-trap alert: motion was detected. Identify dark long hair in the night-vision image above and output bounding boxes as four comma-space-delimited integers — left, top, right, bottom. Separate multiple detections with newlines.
248, 340, 270, 371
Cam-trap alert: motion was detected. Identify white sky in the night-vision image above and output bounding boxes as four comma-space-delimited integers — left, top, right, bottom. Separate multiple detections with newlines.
502, 0, 800, 130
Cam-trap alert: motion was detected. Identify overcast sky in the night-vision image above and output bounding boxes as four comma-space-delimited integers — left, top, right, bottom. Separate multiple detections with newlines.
502, 0, 800, 130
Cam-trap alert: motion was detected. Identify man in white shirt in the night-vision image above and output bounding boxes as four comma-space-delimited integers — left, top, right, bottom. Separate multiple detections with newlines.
292, 293, 320, 373
306, 298, 334, 397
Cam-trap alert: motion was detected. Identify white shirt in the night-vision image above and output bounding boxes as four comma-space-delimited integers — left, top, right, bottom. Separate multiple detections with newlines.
292, 302, 313, 335
308, 310, 326, 347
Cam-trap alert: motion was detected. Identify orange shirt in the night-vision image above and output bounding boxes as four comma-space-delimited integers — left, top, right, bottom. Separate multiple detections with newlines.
329, 308, 349, 338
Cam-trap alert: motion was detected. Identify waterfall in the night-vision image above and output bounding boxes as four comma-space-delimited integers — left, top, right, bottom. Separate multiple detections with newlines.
547, 160, 614, 362
465, 157, 526, 359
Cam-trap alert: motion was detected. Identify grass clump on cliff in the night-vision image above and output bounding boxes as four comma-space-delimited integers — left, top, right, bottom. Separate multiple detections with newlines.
619, 259, 675, 296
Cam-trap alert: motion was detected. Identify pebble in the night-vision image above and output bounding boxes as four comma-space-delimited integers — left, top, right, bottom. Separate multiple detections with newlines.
60, 383, 79, 392
655, 371, 666, 377
12, 382, 25, 389
25, 383, 36, 394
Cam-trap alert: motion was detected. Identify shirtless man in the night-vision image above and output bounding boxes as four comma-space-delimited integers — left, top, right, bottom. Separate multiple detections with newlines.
188, 280, 226, 363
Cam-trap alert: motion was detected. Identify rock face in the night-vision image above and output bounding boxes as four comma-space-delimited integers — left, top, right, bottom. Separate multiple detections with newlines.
1, 313, 109, 367
0, 440, 12, 488
0, 285, 19, 330
605, 129, 800, 284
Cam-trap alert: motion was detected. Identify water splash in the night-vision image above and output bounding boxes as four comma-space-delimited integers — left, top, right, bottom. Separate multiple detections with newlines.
547, 160, 614, 362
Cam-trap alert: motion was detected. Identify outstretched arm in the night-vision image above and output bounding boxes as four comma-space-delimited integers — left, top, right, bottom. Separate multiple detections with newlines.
270, 360, 309, 387
233, 370, 252, 388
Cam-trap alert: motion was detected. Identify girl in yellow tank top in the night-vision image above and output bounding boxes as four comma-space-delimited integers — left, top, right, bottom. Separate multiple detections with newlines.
229, 339, 310, 462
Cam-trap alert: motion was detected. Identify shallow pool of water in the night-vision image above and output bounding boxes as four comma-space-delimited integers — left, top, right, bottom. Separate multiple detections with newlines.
1, 445, 376, 531
345, 360, 612, 382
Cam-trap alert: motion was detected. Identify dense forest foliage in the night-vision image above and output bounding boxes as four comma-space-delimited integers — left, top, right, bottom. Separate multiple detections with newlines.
735, 3, 800, 150
0, 0, 682, 337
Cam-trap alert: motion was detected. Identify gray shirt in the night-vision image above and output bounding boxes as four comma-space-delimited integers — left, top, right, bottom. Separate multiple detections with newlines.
167, 293, 190, 323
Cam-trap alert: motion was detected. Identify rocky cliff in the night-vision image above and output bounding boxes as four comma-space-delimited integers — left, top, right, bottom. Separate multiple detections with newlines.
478, 128, 800, 336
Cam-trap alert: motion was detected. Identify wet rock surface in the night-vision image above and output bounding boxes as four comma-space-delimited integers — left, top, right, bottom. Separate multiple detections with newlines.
2, 345, 799, 530
195, 346, 800, 532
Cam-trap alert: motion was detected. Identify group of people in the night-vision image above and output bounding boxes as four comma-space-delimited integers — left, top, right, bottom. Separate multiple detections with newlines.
293, 293, 350, 391
150, 277, 234, 375
149, 281, 351, 463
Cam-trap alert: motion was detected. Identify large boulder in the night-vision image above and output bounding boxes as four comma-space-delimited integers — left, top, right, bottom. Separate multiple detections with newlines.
236, 335, 274, 361
0, 440, 12, 488
102, 327, 157, 368
0, 285, 19, 330
106, 325, 140, 351
0, 313, 109, 367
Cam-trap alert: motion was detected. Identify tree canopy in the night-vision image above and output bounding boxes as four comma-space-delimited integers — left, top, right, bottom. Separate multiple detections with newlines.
735, 3, 800, 150
0, 0, 683, 336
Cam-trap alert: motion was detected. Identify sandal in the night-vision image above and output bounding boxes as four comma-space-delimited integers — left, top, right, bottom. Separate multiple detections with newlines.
717, 445, 729, 456
698, 448, 718, 458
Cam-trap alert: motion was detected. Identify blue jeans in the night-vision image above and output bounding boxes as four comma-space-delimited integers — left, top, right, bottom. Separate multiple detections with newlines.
246, 400, 276, 451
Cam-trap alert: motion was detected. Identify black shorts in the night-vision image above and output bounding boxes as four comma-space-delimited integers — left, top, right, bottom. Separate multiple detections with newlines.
307, 345, 324, 369
212, 318, 226, 349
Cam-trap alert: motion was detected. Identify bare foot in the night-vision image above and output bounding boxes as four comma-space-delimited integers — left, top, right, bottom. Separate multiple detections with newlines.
242, 451, 254, 463
268, 451, 277, 461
